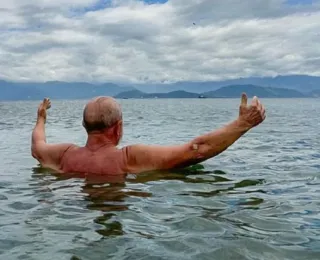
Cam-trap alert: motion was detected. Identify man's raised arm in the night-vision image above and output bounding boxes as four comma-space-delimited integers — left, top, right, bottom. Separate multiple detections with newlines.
125, 94, 266, 173
31, 98, 73, 170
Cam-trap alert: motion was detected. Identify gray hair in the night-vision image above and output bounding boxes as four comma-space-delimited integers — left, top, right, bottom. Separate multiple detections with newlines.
82, 97, 122, 133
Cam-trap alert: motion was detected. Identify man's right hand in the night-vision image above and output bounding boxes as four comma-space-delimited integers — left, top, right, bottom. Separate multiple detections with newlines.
238, 93, 266, 129
37, 98, 51, 123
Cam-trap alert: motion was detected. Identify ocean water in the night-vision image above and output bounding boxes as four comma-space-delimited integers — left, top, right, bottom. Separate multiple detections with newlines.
0, 98, 319, 260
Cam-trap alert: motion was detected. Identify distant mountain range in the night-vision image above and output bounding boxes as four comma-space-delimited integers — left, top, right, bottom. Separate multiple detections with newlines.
203, 85, 304, 98
0, 80, 133, 101
310, 89, 320, 97
115, 85, 306, 99
115, 90, 200, 99
0, 75, 319, 101
131, 75, 320, 93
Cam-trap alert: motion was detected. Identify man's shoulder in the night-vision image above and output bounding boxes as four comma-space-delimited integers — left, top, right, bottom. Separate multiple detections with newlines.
61, 144, 82, 156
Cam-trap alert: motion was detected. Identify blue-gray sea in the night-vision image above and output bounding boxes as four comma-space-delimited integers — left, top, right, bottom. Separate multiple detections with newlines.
0, 98, 319, 260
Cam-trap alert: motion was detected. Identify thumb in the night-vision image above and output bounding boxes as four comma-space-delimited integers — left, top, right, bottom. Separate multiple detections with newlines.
251, 96, 258, 106
241, 93, 248, 106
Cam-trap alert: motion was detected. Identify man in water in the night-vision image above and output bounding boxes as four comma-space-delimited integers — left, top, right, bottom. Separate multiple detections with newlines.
31, 94, 266, 175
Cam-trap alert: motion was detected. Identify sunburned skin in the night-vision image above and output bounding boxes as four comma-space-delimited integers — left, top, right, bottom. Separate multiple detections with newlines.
31, 94, 266, 175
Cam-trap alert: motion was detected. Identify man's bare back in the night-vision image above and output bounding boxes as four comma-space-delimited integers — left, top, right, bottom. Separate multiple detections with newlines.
31, 94, 266, 175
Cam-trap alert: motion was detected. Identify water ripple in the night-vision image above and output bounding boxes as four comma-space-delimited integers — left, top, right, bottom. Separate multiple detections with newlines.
0, 99, 319, 260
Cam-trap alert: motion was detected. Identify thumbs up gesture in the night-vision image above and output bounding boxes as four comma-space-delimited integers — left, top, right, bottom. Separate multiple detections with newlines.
238, 93, 266, 128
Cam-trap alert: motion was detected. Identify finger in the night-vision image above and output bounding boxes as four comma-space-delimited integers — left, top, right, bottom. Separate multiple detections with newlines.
261, 106, 266, 118
251, 96, 258, 107
45, 98, 51, 107
257, 99, 262, 111
241, 93, 248, 106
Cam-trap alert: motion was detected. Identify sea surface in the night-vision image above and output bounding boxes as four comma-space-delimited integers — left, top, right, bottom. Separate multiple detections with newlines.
0, 98, 319, 260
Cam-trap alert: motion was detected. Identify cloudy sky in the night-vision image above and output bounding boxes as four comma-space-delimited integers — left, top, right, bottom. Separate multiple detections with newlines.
0, 0, 320, 83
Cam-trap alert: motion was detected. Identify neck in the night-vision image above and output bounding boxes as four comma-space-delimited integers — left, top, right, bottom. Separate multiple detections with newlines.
86, 133, 117, 150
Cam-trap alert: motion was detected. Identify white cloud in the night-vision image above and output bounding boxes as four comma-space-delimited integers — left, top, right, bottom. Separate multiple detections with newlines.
0, 0, 320, 83
1, 0, 97, 9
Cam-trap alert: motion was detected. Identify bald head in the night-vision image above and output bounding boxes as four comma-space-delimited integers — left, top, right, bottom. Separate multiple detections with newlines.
83, 97, 122, 133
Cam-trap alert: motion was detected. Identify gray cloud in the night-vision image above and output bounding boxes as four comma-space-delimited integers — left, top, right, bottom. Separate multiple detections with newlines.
173, 0, 320, 23
0, 0, 320, 83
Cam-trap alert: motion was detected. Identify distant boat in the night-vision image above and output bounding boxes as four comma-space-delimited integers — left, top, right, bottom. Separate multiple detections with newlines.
198, 95, 207, 99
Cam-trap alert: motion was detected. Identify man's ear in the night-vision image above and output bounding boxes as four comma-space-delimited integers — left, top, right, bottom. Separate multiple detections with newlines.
114, 120, 123, 138
117, 120, 123, 134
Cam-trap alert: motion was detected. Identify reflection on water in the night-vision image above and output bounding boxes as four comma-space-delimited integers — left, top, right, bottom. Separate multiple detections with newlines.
30, 165, 269, 238
1, 99, 320, 260
28, 164, 320, 260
